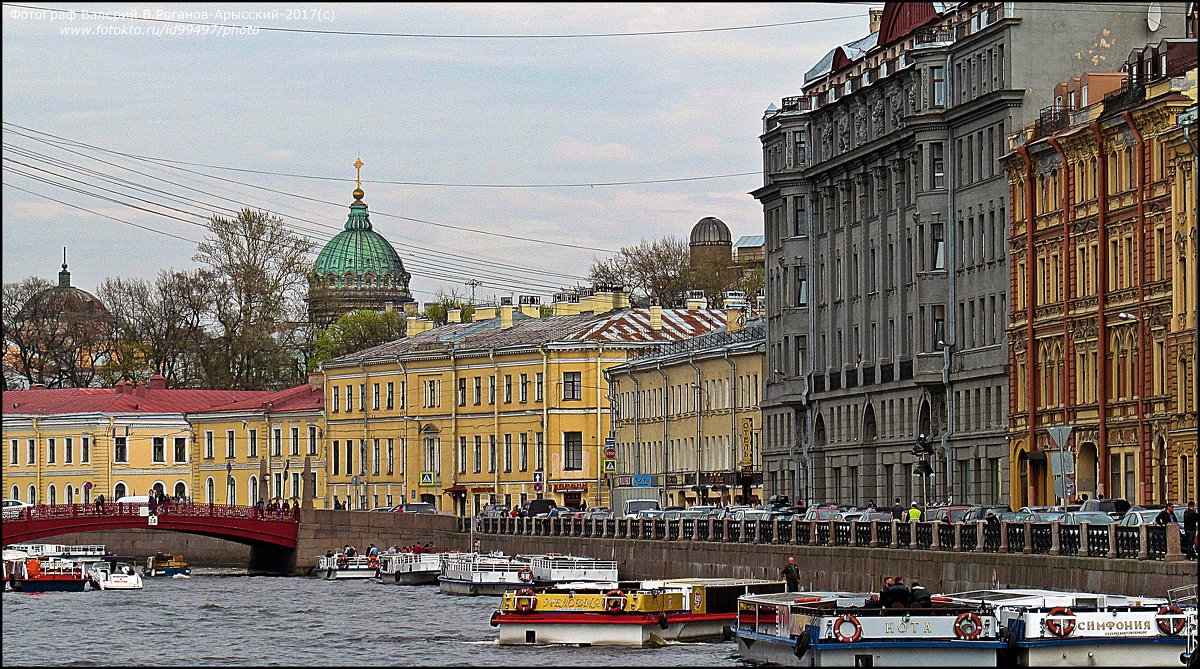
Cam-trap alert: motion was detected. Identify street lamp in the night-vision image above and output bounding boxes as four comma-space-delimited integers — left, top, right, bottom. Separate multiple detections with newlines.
912, 433, 936, 508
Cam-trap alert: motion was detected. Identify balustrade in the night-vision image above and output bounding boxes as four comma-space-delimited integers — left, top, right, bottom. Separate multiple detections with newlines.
1146, 526, 1167, 560
876, 521, 893, 547
1030, 523, 1053, 554
914, 523, 933, 550
795, 521, 811, 545
960, 524, 979, 552
895, 521, 911, 548
759, 520, 774, 544
744, 520, 758, 544
937, 522, 955, 551
815, 522, 831, 546
777, 520, 792, 544
1059, 523, 1081, 556
1116, 526, 1140, 558
727, 520, 742, 543
854, 521, 872, 547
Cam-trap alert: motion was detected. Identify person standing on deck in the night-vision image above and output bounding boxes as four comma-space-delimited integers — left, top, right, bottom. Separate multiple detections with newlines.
780, 557, 801, 592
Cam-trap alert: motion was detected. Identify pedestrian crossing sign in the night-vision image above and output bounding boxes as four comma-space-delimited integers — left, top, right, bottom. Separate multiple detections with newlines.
420, 472, 435, 486
603, 460, 616, 473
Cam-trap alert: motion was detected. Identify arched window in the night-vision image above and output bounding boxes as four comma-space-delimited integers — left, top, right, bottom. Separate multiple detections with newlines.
227, 478, 236, 505
28, 485, 36, 504
250, 476, 259, 504
10, 485, 18, 501
206, 477, 215, 503
113, 482, 127, 499
152, 481, 166, 498
48, 484, 57, 506
65, 485, 74, 504
174, 481, 187, 501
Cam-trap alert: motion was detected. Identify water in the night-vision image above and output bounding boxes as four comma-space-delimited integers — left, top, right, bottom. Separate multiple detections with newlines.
2, 570, 744, 666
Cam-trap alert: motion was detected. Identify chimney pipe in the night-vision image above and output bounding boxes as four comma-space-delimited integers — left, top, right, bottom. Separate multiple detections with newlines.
649, 305, 663, 331
500, 304, 514, 329
447, 307, 462, 323
726, 307, 745, 334
148, 374, 167, 391
308, 371, 324, 391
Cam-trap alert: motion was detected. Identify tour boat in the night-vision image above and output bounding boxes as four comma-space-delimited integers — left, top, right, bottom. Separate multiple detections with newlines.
87, 557, 144, 591
526, 554, 619, 586
376, 552, 441, 585
492, 577, 786, 646
142, 552, 191, 578
941, 588, 1197, 668
8, 557, 90, 593
734, 590, 1004, 667
439, 552, 531, 596
313, 553, 379, 580
7, 543, 108, 564
2, 549, 30, 591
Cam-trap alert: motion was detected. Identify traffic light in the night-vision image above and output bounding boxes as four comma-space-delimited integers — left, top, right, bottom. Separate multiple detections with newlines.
915, 460, 935, 477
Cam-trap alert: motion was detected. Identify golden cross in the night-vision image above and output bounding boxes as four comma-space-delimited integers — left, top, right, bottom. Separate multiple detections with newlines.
354, 158, 364, 189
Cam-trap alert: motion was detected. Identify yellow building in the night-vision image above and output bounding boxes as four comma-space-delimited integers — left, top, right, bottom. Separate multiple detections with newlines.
319, 289, 726, 515
606, 306, 765, 509
2, 376, 266, 504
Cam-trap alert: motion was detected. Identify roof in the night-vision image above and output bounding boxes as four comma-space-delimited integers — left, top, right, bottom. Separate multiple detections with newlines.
323, 308, 728, 366
734, 235, 764, 248
609, 318, 765, 371
190, 383, 323, 415
4, 386, 267, 416
689, 216, 732, 246
311, 194, 408, 280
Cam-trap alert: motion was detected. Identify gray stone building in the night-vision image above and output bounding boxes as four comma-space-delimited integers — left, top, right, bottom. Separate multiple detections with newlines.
752, 1, 1189, 507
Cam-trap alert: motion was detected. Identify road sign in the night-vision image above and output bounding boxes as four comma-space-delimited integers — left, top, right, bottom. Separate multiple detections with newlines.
604, 446, 617, 459
147, 515, 158, 526
603, 460, 616, 473
1053, 475, 1075, 499
419, 472, 434, 486
1047, 425, 1073, 449
532, 472, 543, 483
533, 483, 543, 493
1050, 449, 1075, 475
633, 474, 653, 488
605, 437, 616, 447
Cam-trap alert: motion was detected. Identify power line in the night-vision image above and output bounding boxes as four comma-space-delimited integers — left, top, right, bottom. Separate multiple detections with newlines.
4, 4, 863, 39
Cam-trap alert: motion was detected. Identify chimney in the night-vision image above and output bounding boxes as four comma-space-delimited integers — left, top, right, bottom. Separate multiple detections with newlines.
518, 295, 541, 318
552, 292, 580, 317
447, 308, 462, 324
147, 374, 167, 391
30, 383, 47, 390
403, 301, 419, 315
500, 304, 514, 329
869, 8, 883, 33
612, 286, 630, 310
133, 381, 148, 397
406, 315, 419, 336
475, 304, 497, 321
726, 306, 745, 334
592, 286, 615, 314
308, 371, 324, 391
684, 290, 709, 310
113, 380, 129, 394
649, 305, 663, 331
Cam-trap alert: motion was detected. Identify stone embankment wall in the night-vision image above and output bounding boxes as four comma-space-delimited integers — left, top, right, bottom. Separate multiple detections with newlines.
291, 510, 466, 573
36, 529, 252, 566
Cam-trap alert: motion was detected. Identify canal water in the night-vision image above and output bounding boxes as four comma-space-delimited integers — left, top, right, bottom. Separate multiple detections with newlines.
2, 569, 744, 666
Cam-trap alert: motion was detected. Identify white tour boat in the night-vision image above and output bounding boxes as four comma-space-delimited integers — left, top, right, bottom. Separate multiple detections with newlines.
313, 552, 379, 580
525, 554, 619, 586
942, 588, 1197, 668
8, 543, 108, 564
734, 590, 1004, 667
376, 552, 441, 585
87, 556, 144, 590
493, 577, 786, 646
2, 549, 29, 591
439, 552, 531, 596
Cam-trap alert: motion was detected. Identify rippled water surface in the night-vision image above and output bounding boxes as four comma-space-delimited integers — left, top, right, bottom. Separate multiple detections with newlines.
3, 569, 744, 666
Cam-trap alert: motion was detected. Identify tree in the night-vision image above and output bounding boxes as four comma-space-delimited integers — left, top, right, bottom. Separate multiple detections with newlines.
193, 209, 311, 390
588, 237, 692, 307
310, 309, 407, 369
421, 288, 475, 325
2, 276, 113, 388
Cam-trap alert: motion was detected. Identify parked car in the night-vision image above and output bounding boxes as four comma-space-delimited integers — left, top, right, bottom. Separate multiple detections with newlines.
1033, 511, 1068, 522
369, 506, 394, 512
2, 498, 33, 518
582, 508, 614, 520
997, 511, 1035, 523
479, 503, 510, 518
961, 505, 1012, 523
396, 502, 436, 514
1059, 511, 1115, 525
525, 498, 557, 518
802, 507, 842, 521
924, 505, 973, 523
547, 506, 580, 519
1079, 498, 1132, 519
1019, 505, 1065, 514
1119, 507, 1184, 527
726, 508, 771, 522
635, 509, 664, 520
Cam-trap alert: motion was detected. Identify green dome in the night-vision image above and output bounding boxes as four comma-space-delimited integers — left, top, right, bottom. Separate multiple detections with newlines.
312, 198, 409, 284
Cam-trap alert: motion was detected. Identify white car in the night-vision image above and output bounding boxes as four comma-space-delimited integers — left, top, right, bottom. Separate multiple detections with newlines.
2, 499, 34, 518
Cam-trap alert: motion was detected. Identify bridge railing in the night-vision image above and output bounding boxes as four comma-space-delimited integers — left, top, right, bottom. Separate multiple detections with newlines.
463, 517, 1185, 562
3, 503, 299, 524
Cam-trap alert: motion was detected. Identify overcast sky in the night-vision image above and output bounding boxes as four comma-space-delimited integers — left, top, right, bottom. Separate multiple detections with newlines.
2, 2, 872, 304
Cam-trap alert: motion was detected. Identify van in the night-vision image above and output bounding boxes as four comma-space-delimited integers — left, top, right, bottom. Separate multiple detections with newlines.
526, 498, 557, 518
622, 498, 661, 519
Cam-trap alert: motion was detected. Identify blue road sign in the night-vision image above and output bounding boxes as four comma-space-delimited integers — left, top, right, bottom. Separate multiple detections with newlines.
633, 474, 653, 488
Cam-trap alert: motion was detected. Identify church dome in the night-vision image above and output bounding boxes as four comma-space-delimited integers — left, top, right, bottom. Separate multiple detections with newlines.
20, 258, 110, 320
311, 190, 410, 284
689, 216, 732, 246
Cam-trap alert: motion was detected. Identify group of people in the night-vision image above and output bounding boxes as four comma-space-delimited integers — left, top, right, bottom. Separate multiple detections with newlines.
863, 577, 933, 609
328, 541, 436, 558
1157, 501, 1199, 560
255, 497, 301, 520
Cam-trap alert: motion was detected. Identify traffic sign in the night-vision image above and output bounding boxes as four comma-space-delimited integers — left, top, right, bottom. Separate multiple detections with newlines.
633, 474, 653, 488
1050, 450, 1075, 475
1047, 425, 1073, 449
533, 483, 543, 493
603, 460, 617, 473
1053, 475, 1075, 499
605, 437, 616, 447
419, 472, 434, 486
532, 472, 543, 483
604, 446, 616, 459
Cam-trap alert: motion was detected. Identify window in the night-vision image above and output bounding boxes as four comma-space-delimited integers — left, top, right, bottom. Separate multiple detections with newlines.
458, 437, 467, 474
519, 374, 529, 402
504, 434, 513, 472
373, 439, 381, 476
458, 378, 467, 406
536, 432, 544, 470
174, 437, 187, 463
308, 426, 318, 456
473, 436, 482, 473
346, 385, 353, 412
273, 428, 282, 457
205, 431, 214, 459
931, 66, 946, 107
794, 195, 808, 236
796, 273, 808, 306
345, 440, 353, 474
359, 440, 367, 475
64, 437, 73, 464
563, 432, 583, 471
931, 223, 945, 270
248, 429, 258, 458
387, 438, 394, 475
357, 384, 365, 412
473, 377, 482, 405
931, 142, 945, 189
115, 436, 129, 463
226, 430, 235, 459
386, 382, 394, 409
290, 427, 299, 456
331, 387, 339, 412
535, 373, 544, 401
563, 371, 583, 400
426, 379, 439, 407
45, 437, 57, 464
504, 375, 513, 403
488, 376, 496, 404
82, 435, 90, 463
372, 383, 380, 410
333, 440, 340, 476
520, 433, 529, 471
489, 435, 497, 473
9, 439, 17, 466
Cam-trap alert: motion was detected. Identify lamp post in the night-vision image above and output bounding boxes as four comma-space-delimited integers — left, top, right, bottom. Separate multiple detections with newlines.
912, 433, 936, 509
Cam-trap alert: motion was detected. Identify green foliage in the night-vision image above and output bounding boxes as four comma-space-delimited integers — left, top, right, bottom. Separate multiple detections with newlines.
310, 309, 407, 369
421, 295, 475, 325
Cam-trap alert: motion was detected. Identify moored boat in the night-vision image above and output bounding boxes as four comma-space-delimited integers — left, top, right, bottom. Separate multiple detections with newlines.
377, 552, 440, 585
734, 590, 1004, 666
493, 577, 786, 646
9, 557, 90, 593
142, 552, 191, 578
439, 552, 530, 596
942, 588, 1197, 668
526, 554, 619, 586
88, 556, 144, 590
313, 553, 378, 580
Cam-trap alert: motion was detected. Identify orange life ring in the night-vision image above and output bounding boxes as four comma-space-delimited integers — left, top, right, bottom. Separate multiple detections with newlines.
793, 596, 821, 603
336, 556, 349, 570
1045, 607, 1075, 637
514, 587, 537, 613
518, 567, 533, 583
367, 555, 379, 569
832, 614, 862, 643
954, 612, 983, 640
1156, 605, 1186, 636
605, 589, 627, 613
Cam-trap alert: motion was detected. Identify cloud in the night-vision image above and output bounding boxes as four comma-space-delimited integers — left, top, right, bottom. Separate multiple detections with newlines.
551, 138, 641, 164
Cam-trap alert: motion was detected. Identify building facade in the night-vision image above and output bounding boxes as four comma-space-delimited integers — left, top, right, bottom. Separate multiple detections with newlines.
319, 290, 726, 515
753, 1, 1188, 508
606, 310, 765, 510
1003, 36, 1197, 507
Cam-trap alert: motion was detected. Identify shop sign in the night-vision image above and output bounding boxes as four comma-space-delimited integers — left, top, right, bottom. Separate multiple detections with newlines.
552, 482, 588, 492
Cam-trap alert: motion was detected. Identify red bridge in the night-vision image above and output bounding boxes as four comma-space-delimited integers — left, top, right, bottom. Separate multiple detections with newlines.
1, 503, 299, 549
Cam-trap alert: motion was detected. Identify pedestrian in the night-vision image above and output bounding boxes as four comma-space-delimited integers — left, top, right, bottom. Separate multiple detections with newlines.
580, 499, 588, 511
1081, 493, 1090, 503
886, 577, 911, 608
413, 543, 424, 555
985, 510, 1000, 526
879, 577, 895, 607
862, 592, 883, 608
509, 507, 519, 519
368, 543, 379, 557
148, 493, 159, 516
780, 556, 801, 592
910, 581, 931, 606
890, 497, 904, 520
256, 498, 265, 518
865, 500, 876, 513
1183, 501, 1198, 561
1154, 503, 1176, 526
907, 502, 922, 521
94, 493, 105, 513
160, 492, 170, 515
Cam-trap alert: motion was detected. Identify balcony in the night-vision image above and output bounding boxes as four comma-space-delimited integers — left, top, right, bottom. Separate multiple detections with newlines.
914, 352, 945, 386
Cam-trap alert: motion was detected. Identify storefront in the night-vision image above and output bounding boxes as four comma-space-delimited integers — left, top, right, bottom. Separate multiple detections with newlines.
552, 482, 588, 509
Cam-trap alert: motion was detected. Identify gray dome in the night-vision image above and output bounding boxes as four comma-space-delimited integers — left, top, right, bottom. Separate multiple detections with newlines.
690, 217, 732, 246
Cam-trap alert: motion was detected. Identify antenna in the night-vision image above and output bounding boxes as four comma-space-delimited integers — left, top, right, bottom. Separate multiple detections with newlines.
465, 279, 482, 305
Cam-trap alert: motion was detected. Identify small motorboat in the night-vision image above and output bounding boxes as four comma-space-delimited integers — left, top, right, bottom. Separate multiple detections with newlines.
88, 557, 144, 590
377, 552, 441, 585
142, 552, 191, 578
9, 557, 90, 593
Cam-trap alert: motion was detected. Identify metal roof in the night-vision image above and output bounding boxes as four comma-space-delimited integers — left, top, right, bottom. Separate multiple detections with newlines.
734, 235, 764, 248
4, 387, 267, 416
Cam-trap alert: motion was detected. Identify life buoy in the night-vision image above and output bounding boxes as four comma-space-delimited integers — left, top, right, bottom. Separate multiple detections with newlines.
514, 587, 537, 613
1045, 607, 1076, 637
954, 612, 983, 640
832, 614, 862, 643
931, 596, 952, 602
490, 610, 502, 628
337, 556, 349, 570
367, 555, 379, 569
605, 589, 627, 613
793, 596, 821, 603
518, 567, 533, 583
1156, 605, 1186, 636
658, 612, 669, 630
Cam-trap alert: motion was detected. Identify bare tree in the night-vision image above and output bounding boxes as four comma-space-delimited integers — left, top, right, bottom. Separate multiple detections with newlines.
588, 237, 692, 307
2, 276, 112, 388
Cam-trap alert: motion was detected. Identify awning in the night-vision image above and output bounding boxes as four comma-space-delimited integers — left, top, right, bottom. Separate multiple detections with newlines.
1023, 451, 1048, 461
442, 485, 467, 494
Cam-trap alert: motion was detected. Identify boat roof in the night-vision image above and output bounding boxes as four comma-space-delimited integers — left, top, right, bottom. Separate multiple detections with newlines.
2, 549, 29, 561
942, 589, 1168, 607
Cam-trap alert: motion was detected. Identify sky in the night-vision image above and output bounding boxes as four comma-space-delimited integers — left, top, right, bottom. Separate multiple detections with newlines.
2, 2, 873, 304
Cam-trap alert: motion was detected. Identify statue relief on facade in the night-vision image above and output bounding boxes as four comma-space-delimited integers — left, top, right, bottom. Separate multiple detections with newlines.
872, 98, 885, 136
890, 95, 904, 128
